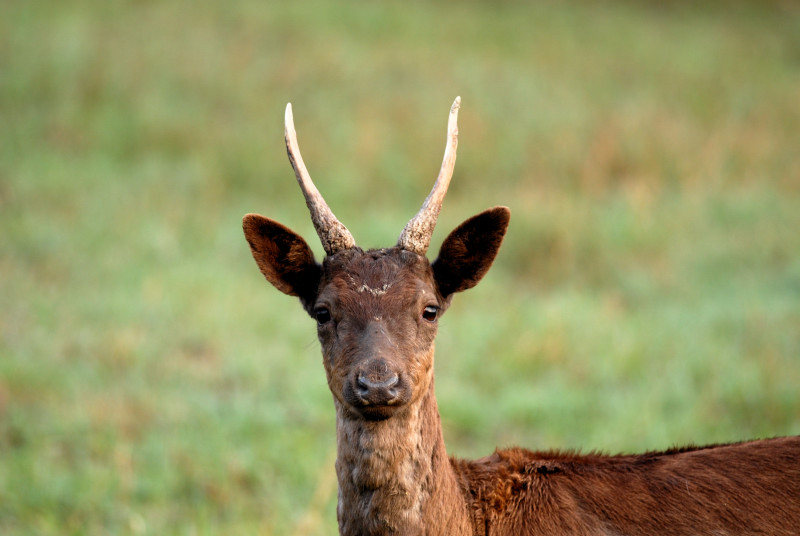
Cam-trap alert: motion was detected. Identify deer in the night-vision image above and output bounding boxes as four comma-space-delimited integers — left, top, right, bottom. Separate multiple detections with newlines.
242, 97, 800, 535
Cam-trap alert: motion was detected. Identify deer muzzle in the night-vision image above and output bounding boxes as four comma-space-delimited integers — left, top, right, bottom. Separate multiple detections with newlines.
344, 358, 408, 420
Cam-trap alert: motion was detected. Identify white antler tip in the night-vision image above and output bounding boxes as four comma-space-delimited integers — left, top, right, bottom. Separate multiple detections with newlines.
448, 97, 461, 134
285, 103, 294, 129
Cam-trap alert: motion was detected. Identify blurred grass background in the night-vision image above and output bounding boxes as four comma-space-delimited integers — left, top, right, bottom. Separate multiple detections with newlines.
2, 0, 799, 534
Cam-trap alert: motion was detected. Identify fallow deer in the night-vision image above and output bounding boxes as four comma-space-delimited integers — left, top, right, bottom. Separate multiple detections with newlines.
243, 98, 800, 535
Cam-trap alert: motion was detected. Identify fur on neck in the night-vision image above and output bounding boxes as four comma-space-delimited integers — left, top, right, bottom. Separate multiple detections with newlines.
333, 381, 470, 535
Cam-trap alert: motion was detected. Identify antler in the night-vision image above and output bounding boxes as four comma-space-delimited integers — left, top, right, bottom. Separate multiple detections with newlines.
285, 103, 356, 255
398, 96, 461, 254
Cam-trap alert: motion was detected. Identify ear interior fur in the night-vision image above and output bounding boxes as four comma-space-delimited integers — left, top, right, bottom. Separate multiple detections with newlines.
242, 214, 321, 313
432, 206, 510, 299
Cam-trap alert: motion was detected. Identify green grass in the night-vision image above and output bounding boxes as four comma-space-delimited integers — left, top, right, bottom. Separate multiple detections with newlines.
2, 0, 799, 534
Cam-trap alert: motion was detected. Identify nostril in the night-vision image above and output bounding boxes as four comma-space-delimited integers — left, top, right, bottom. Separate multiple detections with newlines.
356, 374, 370, 393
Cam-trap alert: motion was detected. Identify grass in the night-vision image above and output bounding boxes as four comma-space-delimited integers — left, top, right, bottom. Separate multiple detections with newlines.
2, 0, 799, 534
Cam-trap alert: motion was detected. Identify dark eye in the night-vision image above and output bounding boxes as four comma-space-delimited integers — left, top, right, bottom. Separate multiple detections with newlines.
314, 307, 331, 325
422, 305, 439, 323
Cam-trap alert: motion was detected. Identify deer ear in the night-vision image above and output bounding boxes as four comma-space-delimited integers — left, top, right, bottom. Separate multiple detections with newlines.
432, 206, 510, 299
243, 214, 322, 313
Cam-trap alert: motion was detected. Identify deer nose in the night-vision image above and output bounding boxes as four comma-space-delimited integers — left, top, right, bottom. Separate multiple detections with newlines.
356, 371, 400, 406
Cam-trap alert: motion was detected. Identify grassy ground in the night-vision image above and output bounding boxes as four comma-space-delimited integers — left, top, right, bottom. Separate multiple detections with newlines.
2, 0, 799, 534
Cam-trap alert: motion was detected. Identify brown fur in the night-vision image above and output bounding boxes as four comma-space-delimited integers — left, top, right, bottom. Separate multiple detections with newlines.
456, 439, 800, 535
244, 204, 800, 535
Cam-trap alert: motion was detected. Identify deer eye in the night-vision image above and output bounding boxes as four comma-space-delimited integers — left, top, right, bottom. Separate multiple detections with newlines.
422, 305, 439, 323
314, 307, 332, 325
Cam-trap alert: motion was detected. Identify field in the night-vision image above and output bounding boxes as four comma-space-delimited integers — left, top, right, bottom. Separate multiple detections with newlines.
2, 1, 799, 534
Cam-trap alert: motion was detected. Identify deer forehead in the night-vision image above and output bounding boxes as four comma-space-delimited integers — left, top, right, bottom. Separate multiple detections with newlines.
356, 282, 392, 296
321, 249, 438, 307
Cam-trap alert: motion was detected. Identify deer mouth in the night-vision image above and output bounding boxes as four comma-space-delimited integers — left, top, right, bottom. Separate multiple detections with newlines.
356, 404, 402, 421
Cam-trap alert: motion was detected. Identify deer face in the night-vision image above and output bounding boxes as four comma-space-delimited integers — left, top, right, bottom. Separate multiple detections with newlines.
242, 98, 510, 422
313, 248, 440, 420
244, 209, 509, 421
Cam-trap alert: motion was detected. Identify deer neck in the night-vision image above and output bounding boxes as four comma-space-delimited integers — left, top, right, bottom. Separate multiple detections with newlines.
333, 377, 473, 535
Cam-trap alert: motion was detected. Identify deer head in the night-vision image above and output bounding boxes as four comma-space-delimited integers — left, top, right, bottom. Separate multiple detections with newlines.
243, 98, 510, 422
